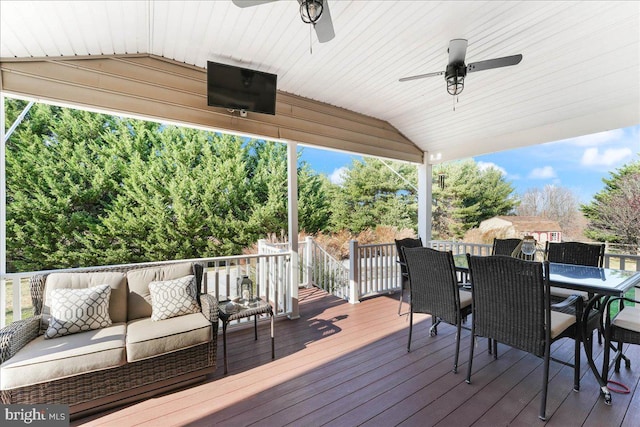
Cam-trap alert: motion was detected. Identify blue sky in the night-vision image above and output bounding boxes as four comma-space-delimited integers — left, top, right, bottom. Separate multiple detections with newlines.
298, 124, 639, 203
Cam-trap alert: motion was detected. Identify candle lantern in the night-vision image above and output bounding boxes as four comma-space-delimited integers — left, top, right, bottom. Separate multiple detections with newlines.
521, 235, 537, 257
237, 275, 253, 303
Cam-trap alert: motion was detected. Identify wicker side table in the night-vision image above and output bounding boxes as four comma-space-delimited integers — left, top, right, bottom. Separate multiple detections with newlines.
218, 299, 274, 374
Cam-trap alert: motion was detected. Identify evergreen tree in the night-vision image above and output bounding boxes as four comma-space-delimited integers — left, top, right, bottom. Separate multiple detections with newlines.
236, 140, 331, 236
329, 157, 516, 238
6, 104, 129, 270
581, 159, 640, 247
4, 99, 332, 271
329, 158, 417, 233
298, 163, 332, 233
86, 128, 259, 262
432, 160, 517, 239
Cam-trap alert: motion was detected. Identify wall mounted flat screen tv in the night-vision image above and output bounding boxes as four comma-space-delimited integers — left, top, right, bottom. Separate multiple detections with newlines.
207, 61, 277, 115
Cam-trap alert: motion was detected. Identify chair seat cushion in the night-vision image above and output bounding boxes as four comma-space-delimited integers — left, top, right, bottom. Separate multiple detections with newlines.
550, 286, 589, 301
126, 312, 211, 362
459, 290, 472, 309
0, 323, 126, 390
550, 311, 576, 339
613, 306, 640, 333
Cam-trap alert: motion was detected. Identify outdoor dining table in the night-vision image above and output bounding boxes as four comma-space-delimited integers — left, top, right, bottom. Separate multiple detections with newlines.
452, 254, 640, 405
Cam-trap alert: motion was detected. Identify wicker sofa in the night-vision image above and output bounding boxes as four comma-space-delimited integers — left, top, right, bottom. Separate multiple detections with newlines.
0, 261, 218, 419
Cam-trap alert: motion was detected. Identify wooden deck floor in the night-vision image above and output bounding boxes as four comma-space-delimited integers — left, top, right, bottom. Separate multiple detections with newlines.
74, 287, 640, 427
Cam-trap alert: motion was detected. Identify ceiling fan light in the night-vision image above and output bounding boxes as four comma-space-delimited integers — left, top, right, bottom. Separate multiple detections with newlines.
445, 63, 465, 96
300, 0, 323, 24
447, 76, 464, 95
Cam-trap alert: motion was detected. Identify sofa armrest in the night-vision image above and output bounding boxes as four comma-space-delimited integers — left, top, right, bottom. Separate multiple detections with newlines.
200, 294, 219, 325
0, 316, 41, 364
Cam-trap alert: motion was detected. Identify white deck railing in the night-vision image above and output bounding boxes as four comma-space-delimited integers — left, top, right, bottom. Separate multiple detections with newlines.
346, 240, 639, 303
0, 252, 293, 328
258, 239, 311, 287
306, 237, 349, 299
428, 240, 640, 271
2, 239, 639, 326
348, 241, 399, 302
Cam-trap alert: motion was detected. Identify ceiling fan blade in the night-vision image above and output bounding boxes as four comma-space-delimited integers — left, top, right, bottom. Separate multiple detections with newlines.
448, 39, 468, 64
399, 71, 444, 82
467, 54, 523, 73
231, 0, 277, 7
314, 0, 335, 43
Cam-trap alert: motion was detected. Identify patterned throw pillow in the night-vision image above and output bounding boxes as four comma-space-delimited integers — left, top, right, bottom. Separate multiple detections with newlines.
44, 284, 113, 339
148, 275, 200, 321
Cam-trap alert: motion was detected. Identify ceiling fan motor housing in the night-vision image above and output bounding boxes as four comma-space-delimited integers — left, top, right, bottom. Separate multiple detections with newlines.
445, 63, 467, 79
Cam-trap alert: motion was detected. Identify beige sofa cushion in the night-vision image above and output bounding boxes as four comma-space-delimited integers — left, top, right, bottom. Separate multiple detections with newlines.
126, 313, 211, 362
0, 323, 126, 390
126, 263, 196, 321
42, 272, 128, 332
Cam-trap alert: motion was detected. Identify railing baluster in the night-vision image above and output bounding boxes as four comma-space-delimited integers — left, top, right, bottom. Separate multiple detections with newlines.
373, 246, 378, 293
0, 278, 6, 328
12, 278, 21, 321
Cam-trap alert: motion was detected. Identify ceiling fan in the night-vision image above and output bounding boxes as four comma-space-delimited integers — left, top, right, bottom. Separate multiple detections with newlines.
399, 39, 523, 96
232, 0, 335, 43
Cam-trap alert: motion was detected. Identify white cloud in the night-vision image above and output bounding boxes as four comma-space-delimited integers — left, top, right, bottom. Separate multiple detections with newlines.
558, 129, 625, 147
477, 161, 507, 176
329, 167, 348, 185
581, 147, 633, 167
528, 166, 556, 179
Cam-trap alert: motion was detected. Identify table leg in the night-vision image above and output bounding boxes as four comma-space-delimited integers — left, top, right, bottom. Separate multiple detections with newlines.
223, 320, 229, 375
270, 308, 275, 360
254, 315, 258, 340
583, 295, 612, 404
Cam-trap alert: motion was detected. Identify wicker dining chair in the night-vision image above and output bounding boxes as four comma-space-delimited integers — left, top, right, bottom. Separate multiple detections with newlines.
465, 255, 581, 421
492, 237, 539, 261
545, 241, 605, 268
394, 237, 423, 316
546, 241, 606, 342
602, 296, 640, 383
545, 241, 605, 300
491, 238, 522, 256
403, 247, 472, 373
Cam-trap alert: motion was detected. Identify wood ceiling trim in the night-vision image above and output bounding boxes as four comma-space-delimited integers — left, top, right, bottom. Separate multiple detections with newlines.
0, 54, 424, 163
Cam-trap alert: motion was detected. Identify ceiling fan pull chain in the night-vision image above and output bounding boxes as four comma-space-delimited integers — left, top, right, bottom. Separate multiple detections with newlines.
310, 24, 313, 54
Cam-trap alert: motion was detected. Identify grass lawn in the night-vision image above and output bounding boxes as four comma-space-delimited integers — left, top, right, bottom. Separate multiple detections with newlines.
4, 278, 33, 324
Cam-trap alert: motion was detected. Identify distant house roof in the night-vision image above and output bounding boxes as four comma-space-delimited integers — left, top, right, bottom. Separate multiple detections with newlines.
481, 216, 562, 232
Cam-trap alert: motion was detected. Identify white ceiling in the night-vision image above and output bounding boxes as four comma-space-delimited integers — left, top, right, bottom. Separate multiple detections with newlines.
1, 1, 639, 163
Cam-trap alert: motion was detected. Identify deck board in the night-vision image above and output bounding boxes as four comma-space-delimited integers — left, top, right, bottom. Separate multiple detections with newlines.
74, 287, 640, 427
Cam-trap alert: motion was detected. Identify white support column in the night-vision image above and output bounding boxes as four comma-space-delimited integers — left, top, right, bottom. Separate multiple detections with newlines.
1, 93, 6, 327
304, 236, 313, 287
348, 239, 361, 304
287, 141, 300, 319
417, 154, 432, 245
